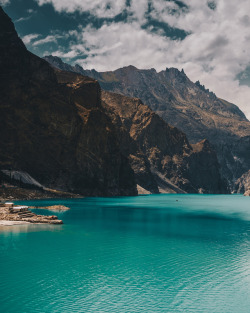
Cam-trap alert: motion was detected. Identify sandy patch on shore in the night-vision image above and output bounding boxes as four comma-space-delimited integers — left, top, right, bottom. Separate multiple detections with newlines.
0, 220, 30, 226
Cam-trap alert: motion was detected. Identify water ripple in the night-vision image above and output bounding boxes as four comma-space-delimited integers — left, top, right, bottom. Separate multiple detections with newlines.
1, 195, 250, 312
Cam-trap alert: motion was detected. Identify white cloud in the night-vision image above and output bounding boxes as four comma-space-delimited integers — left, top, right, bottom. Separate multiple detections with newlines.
52, 49, 79, 59
35, 0, 250, 118
27, 9, 35, 14
0, 0, 10, 5
14, 9, 36, 23
22, 34, 40, 45
70, 23, 172, 70
32, 34, 61, 46
36, 0, 127, 18
15, 16, 32, 23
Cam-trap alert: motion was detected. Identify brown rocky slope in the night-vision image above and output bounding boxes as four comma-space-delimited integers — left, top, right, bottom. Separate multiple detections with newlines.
101, 91, 228, 194
44, 57, 250, 191
54, 69, 228, 194
234, 170, 250, 196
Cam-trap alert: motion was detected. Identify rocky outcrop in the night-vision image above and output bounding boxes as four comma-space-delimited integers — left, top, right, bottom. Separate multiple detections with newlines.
0, 205, 63, 224
52, 67, 228, 194
30, 205, 70, 211
44, 57, 250, 190
0, 7, 136, 196
235, 170, 250, 195
0, 186, 82, 202
101, 91, 228, 194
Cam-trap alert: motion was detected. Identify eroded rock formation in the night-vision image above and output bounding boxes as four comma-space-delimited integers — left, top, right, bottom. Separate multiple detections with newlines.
101, 91, 228, 194
44, 57, 250, 191
235, 170, 250, 196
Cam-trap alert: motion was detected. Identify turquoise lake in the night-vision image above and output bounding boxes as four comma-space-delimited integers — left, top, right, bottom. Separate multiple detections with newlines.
0, 194, 250, 312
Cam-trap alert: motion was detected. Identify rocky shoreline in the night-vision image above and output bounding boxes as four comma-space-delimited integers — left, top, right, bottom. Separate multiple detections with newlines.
244, 190, 250, 196
30, 205, 70, 212
0, 186, 82, 202
0, 203, 63, 226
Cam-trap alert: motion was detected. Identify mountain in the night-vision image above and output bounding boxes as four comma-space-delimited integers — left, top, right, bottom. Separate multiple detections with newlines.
0, 6, 227, 196
50, 67, 228, 194
101, 90, 227, 194
234, 170, 250, 196
44, 56, 250, 191
0, 7, 136, 196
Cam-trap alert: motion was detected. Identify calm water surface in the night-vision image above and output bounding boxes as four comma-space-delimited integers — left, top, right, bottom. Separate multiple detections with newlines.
0, 194, 250, 312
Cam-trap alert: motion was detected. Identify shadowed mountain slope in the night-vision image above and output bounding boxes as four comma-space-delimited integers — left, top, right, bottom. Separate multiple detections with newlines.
44, 56, 250, 191
101, 90, 228, 194
0, 7, 228, 195
52, 69, 228, 194
0, 7, 136, 196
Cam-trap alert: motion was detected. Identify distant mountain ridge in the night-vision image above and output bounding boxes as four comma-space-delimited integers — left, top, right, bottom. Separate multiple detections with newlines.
44, 55, 250, 190
0, 6, 228, 196
55, 69, 228, 194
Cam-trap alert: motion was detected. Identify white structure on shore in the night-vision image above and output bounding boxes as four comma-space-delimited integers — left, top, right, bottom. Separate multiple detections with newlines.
0, 202, 28, 213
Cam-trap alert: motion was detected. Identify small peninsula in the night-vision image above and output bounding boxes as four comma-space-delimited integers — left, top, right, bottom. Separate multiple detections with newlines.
30, 205, 70, 212
0, 202, 63, 226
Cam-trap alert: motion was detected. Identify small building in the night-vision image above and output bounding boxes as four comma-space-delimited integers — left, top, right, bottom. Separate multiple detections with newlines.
12, 206, 29, 212
4, 202, 14, 208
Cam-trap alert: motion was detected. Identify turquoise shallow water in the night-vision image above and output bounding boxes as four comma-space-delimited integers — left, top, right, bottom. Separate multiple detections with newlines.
0, 194, 250, 313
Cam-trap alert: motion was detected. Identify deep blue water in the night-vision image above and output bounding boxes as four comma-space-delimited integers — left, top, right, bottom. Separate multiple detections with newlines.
0, 194, 250, 312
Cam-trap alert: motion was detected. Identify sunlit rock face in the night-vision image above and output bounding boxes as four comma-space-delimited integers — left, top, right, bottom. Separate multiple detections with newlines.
52, 68, 229, 194
101, 91, 228, 194
44, 56, 250, 191
235, 170, 250, 196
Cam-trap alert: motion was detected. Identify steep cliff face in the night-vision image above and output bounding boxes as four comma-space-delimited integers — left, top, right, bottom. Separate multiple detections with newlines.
0, 7, 137, 196
44, 56, 250, 190
101, 91, 228, 194
234, 170, 250, 195
44, 58, 228, 194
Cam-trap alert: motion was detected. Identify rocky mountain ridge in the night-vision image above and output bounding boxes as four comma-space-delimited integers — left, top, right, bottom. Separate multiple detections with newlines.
0, 7, 136, 196
0, 7, 228, 195
101, 90, 228, 194
44, 56, 250, 191
54, 68, 228, 194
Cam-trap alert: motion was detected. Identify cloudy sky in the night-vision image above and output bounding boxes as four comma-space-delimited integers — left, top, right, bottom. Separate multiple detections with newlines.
2, 0, 250, 118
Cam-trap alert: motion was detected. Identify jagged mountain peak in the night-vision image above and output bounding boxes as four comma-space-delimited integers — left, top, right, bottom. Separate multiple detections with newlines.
44, 55, 64, 64
74, 63, 84, 71
43, 55, 248, 124
165, 67, 186, 76
119, 65, 138, 71
42, 54, 250, 190
113, 65, 158, 73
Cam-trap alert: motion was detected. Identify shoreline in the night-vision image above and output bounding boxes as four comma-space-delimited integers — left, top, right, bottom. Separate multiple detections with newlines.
0, 203, 64, 226
0, 186, 83, 202
30, 205, 71, 212
0, 220, 31, 226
